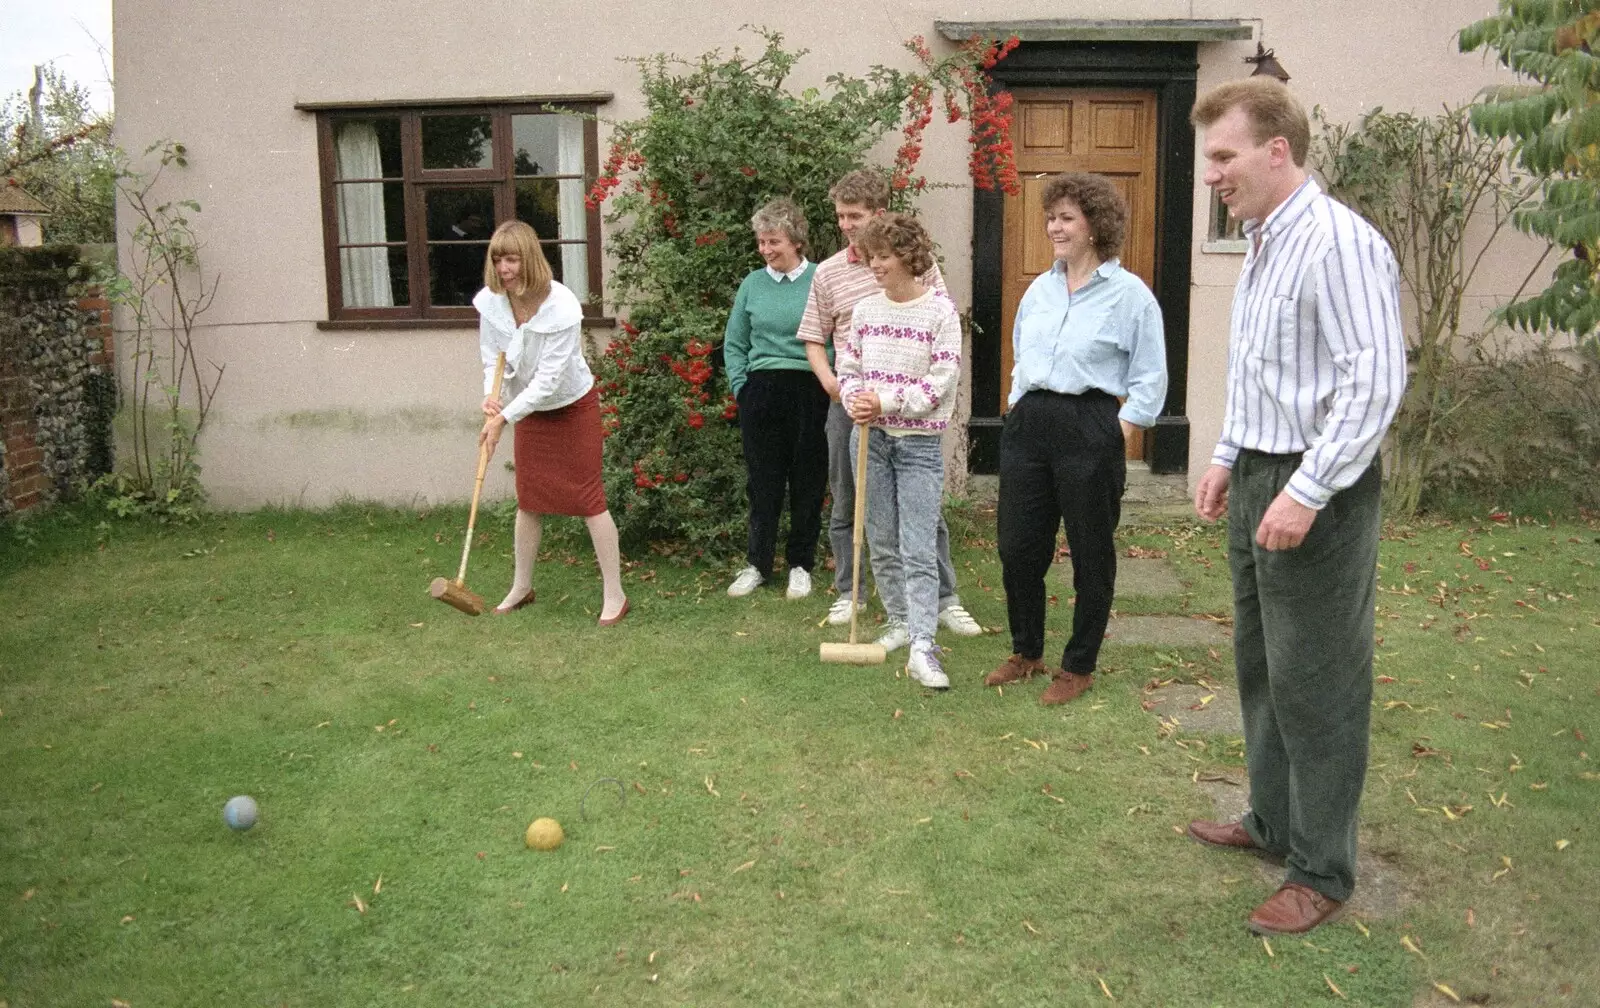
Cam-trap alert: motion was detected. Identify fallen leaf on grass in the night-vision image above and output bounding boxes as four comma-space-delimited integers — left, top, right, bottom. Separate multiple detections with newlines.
373, 876, 382, 895
1262, 937, 1274, 957
1349, 919, 1370, 937
120, 914, 134, 924
348, 895, 367, 914
1400, 934, 1425, 958
595, 846, 615, 853
1433, 981, 1462, 1003
731, 859, 756, 874
21, 888, 34, 901
704, 776, 719, 797
112, 1001, 131, 1008
1555, 839, 1571, 851
1022, 919, 1040, 935
1324, 974, 1347, 999
1466, 907, 1475, 928
1096, 975, 1115, 1000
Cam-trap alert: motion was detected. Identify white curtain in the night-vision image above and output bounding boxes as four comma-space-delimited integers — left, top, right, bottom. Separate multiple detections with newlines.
335, 122, 394, 308
557, 116, 587, 300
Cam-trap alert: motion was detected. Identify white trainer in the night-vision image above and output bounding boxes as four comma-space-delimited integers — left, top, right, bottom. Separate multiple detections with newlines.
786, 567, 813, 600
873, 619, 910, 653
825, 594, 863, 626
906, 643, 950, 689
726, 565, 765, 597
938, 602, 983, 636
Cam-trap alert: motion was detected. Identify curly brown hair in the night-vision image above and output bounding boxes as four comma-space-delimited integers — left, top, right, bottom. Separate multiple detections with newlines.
1039, 173, 1128, 260
855, 212, 935, 276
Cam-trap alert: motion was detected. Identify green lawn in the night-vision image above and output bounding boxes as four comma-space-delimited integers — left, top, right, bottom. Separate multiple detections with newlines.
0, 503, 1595, 1007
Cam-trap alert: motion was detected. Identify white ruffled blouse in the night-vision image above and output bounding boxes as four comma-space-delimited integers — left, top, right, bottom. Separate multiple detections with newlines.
473, 282, 592, 423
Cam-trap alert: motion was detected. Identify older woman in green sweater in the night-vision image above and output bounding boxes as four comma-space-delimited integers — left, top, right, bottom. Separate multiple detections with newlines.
724, 197, 829, 600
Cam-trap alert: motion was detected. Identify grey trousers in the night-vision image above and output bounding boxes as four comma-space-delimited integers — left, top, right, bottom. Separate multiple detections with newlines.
855, 426, 945, 647
1229, 450, 1381, 903
826, 401, 958, 608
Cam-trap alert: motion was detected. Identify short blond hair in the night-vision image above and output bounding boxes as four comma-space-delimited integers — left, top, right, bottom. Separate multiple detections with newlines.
828, 169, 891, 212
1190, 77, 1310, 166
750, 197, 809, 255
484, 220, 552, 305
856, 212, 935, 276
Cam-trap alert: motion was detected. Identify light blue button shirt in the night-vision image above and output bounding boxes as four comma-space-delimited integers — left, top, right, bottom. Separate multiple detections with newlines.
1008, 258, 1169, 427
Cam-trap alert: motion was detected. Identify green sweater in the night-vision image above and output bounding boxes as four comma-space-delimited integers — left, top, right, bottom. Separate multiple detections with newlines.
723, 264, 817, 396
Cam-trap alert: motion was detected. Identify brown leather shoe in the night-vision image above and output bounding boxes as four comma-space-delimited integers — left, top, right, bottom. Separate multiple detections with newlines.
1187, 819, 1262, 851
984, 653, 1045, 687
1039, 670, 1093, 705
1247, 882, 1344, 936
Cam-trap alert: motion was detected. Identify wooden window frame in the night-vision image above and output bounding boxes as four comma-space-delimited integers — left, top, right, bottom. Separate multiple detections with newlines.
312, 100, 604, 324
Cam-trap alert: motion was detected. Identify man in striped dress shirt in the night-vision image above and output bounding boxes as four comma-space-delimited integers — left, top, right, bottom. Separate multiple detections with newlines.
1185, 78, 1408, 937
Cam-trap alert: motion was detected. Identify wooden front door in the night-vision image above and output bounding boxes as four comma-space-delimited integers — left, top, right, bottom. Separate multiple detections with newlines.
999, 88, 1160, 459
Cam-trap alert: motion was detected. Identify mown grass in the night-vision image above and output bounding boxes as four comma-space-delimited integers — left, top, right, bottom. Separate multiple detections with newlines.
0, 503, 1594, 1007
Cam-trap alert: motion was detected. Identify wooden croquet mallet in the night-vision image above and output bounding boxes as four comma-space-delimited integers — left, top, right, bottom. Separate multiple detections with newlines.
819, 418, 886, 664
429, 352, 506, 616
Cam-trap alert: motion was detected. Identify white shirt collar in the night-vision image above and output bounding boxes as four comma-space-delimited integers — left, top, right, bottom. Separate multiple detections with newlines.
765, 258, 810, 283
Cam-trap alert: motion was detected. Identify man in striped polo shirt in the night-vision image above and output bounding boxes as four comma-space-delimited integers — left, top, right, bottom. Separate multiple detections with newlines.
1186, 79, 1407, 936
797, 169, 981, 646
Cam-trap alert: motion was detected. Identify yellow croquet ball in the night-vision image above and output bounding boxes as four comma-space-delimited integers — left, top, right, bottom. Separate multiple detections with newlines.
525, 817, 564, 851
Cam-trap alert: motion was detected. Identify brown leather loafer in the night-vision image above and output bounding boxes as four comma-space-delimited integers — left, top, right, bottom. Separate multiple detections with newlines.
1247, 882, 1344, 935
1187, 819, 1262, 851
1039, 670, 1093, 705
984, 653, 1045, 687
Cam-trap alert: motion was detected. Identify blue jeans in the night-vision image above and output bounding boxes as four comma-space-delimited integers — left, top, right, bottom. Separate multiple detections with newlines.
853, 426, 945, 647
827, 401, 959, 608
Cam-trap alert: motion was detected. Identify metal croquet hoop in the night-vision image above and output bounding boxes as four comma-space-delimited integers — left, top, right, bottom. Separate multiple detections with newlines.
581, 777, 626, 822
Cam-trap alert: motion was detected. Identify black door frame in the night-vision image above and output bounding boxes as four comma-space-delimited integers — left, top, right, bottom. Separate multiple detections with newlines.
969, 41, 1196, 475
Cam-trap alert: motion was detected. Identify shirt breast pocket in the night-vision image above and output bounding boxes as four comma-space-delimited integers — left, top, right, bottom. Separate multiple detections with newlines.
1260, 295, 1303, 363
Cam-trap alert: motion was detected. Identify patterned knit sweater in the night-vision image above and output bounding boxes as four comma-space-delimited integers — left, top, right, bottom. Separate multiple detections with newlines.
836, 287, 962, 434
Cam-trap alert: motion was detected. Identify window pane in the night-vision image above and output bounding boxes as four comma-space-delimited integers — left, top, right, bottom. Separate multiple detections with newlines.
511, 115, 561, 175
515, 178, 588, 300
421, 114, 493, 170
425, 187, 495, 241
335, 181, 405, 244
340, 246, 408, 308
1210, 190, 1244, 241
333, 118, 402, 179
427, 243, 489, 306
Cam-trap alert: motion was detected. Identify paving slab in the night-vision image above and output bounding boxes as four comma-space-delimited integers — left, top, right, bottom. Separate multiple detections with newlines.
1143, 683, 1243, 734
1057, 555, 1187, 598
1103, 614, 1232, 648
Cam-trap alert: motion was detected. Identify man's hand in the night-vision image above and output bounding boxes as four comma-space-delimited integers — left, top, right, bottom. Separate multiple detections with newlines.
845, 390, 882, 423
1255, 491, 1317, 551
479, 413, 507, 458
1194, 464, 1230, 521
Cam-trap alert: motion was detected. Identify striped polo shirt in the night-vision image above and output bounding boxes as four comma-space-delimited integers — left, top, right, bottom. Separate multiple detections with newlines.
796, 244, 946, 350
1213, 177, 1408, 510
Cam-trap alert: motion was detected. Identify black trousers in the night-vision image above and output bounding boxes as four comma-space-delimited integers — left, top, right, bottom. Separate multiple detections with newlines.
998, 390, 1126, 672
738, 368, 830, 578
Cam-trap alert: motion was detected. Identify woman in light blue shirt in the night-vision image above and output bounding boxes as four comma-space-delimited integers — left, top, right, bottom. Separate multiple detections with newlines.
985, 172, 1168, 705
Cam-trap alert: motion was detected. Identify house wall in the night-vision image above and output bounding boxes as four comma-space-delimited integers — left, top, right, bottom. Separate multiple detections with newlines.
113, 0, 1532, 509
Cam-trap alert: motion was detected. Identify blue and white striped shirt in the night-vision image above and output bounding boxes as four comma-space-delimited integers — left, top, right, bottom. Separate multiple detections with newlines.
1212, 177, 1408, 510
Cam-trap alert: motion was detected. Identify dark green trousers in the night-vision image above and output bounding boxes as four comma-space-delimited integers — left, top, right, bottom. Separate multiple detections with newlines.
1229, 450, 1380, 903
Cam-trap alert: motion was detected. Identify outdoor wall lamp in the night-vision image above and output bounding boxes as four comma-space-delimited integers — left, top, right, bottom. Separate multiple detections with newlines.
1245, 42, 1292, 82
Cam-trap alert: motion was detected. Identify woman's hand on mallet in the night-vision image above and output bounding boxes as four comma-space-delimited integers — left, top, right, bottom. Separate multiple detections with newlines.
482, 396, 503, 417
479, 413, 507, 457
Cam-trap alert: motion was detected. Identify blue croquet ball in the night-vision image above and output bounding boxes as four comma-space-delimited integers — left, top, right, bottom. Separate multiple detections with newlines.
223, 795, 258, 831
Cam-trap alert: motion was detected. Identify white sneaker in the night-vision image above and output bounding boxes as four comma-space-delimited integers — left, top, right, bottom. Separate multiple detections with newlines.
786, 567, 813, 600
873, 619, 910, 653
825, 594, 864, 626
938, 602, 983, 636
906, 643, 950, 689
727, 565, 765, 597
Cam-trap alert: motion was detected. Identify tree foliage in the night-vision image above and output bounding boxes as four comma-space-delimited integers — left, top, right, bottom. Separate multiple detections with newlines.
0, 65, 115, 244
1460, 0, 1600, 343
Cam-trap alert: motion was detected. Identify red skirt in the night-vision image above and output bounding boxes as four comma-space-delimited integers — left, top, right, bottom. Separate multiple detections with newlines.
513, 386, 608, 517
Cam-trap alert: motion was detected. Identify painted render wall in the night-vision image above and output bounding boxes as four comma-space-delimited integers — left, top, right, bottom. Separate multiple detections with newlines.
112, 0, 1529, 508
